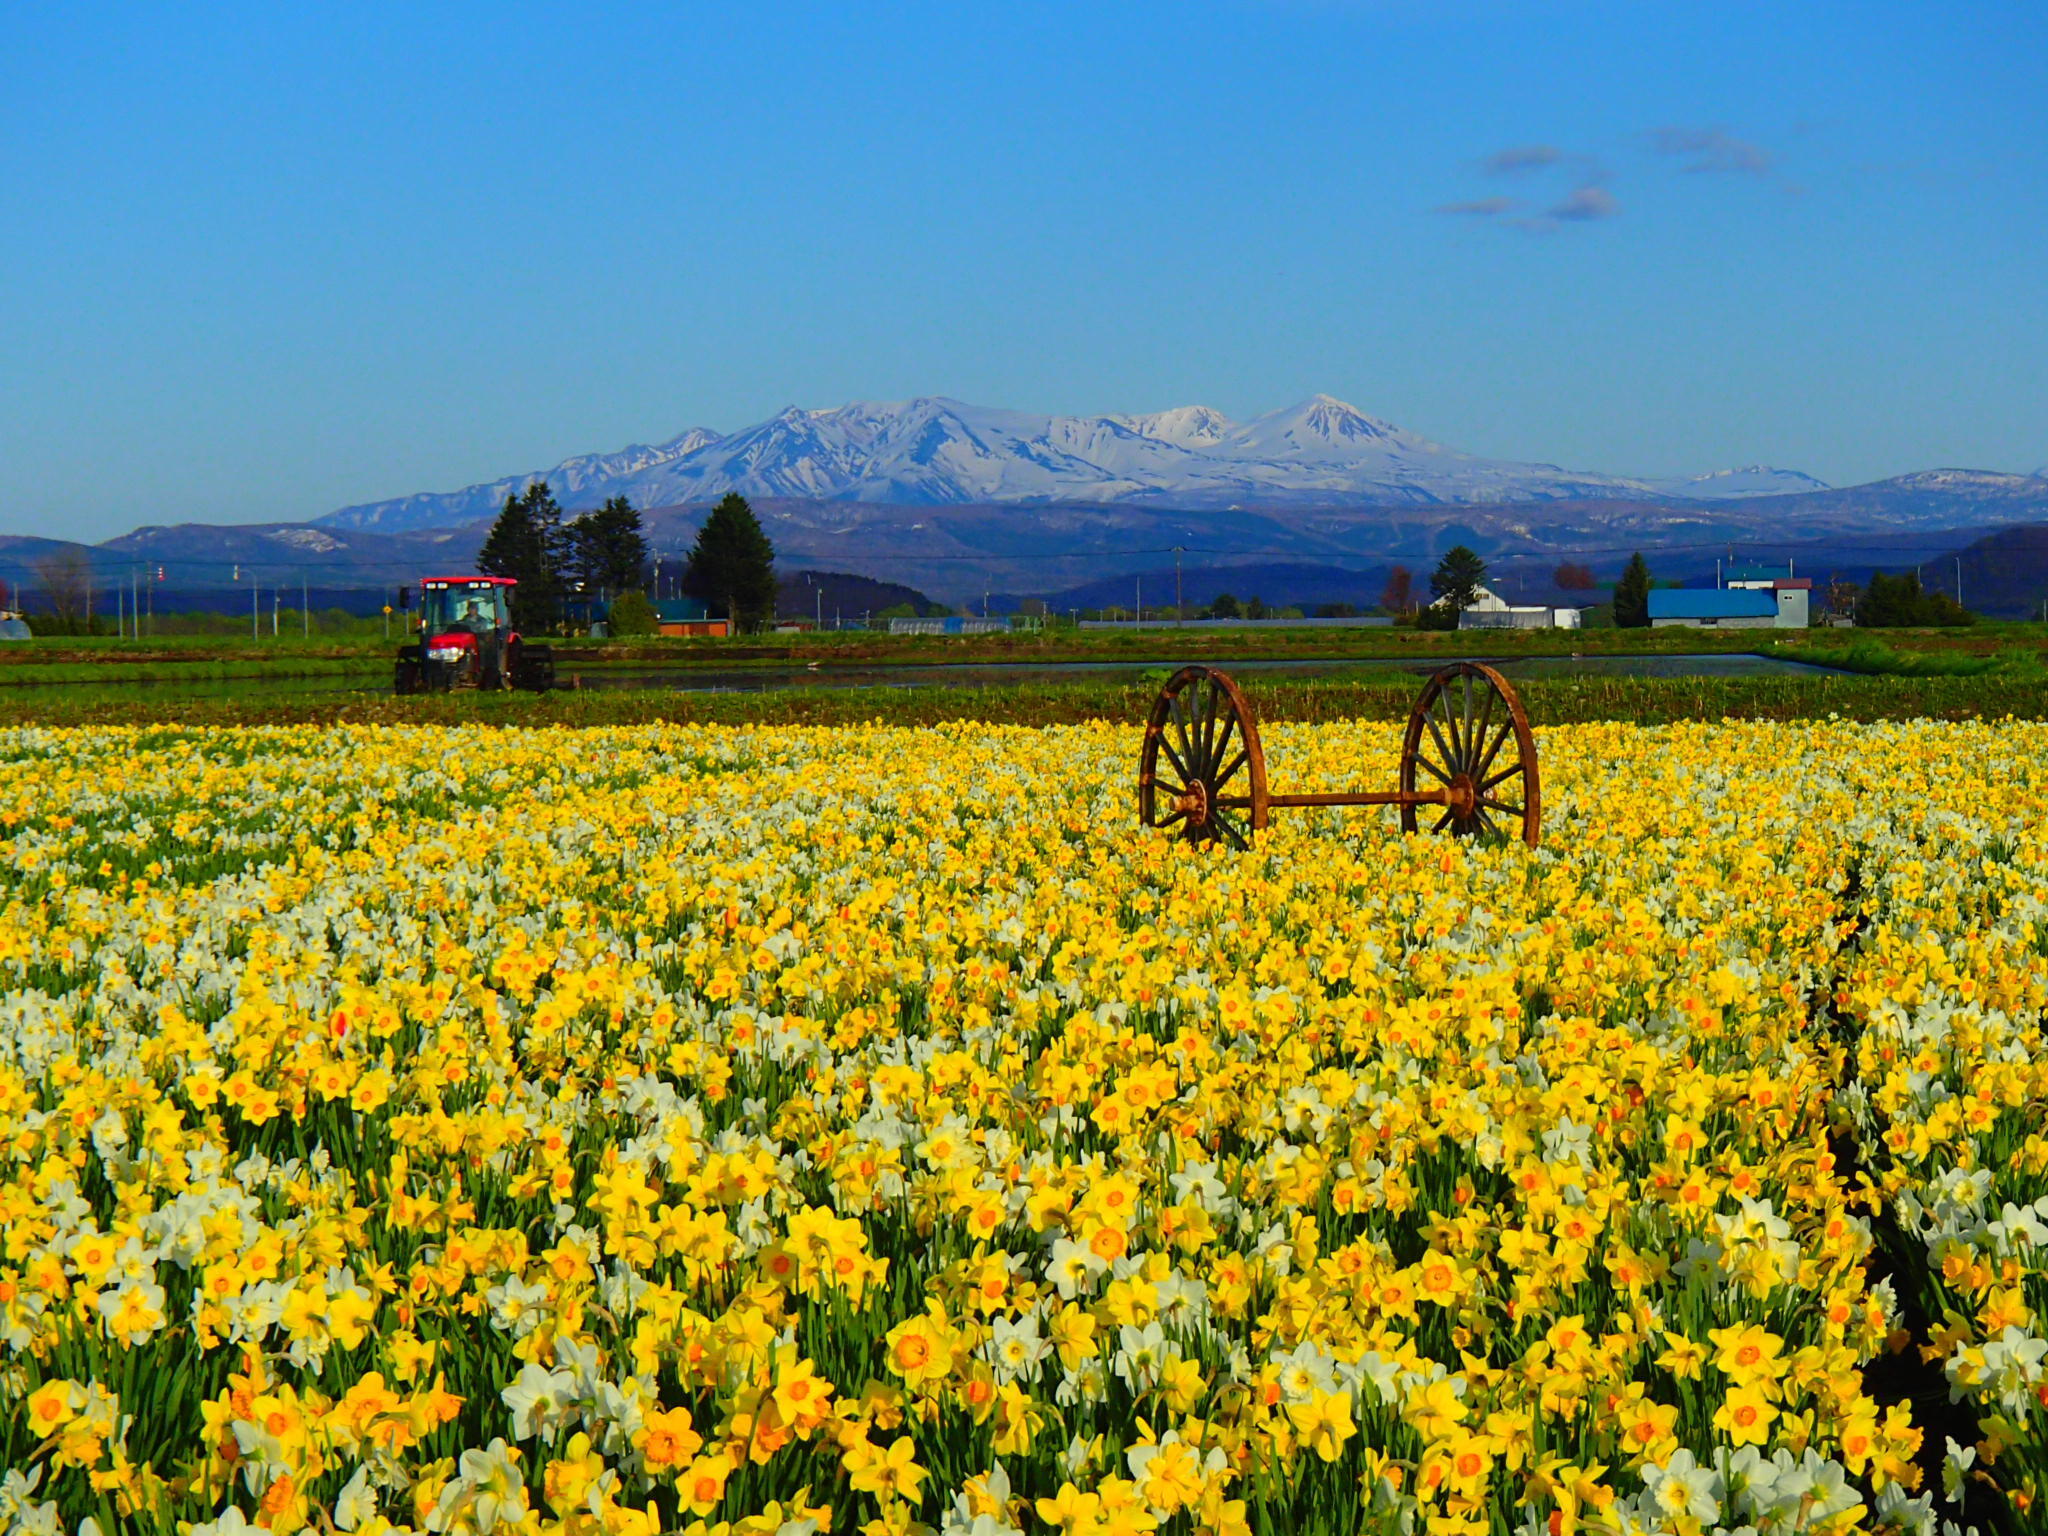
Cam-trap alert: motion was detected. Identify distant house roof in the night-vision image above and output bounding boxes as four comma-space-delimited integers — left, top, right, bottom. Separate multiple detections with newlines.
654, 597, 712, 621
1725, 563, 1792, 584
1727, 575, 1814, 591
1649, 588, 1778, 620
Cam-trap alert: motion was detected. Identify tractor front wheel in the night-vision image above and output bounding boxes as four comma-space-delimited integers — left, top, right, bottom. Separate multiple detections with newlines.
511, 644, 556, 692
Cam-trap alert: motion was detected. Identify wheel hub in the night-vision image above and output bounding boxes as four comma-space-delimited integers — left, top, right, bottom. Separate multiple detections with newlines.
1444, 773, 1478, 825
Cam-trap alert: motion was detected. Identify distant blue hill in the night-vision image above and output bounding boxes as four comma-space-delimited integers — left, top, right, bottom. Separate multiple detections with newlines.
1033, 561, 1395, 613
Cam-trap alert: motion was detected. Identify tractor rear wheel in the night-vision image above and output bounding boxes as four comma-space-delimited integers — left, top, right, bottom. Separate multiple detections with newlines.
394, 656, 423, 695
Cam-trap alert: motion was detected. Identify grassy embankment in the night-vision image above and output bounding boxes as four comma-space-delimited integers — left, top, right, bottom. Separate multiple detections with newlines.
1, 625, 2039, 726
5, 669, 2043, 730
7, 618, 2042, 674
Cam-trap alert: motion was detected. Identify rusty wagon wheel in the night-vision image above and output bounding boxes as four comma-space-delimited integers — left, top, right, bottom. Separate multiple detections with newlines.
1399, 662, 1541, 847
1138, 666, 1269, 849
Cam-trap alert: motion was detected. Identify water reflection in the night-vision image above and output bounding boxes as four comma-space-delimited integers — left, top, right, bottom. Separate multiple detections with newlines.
8, 651, 1843, 701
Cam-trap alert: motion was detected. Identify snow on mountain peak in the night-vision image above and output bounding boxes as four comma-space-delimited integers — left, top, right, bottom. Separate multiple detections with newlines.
1114, 405, 1233, 448
1646, 465, 1833, 500
1223, 395, 1442, 463
318, 393, 1773, 528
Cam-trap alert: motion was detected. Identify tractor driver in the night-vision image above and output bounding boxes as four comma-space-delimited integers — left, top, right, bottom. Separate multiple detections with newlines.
457, 597, 491, 633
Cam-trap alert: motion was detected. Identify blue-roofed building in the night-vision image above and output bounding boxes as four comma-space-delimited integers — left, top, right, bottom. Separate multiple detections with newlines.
652, 597, 731, 637
1649, 587, 1808, 629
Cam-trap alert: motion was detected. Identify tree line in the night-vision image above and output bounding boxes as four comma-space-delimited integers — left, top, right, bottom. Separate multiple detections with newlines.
5, 506, 1991, 637
477, 487, 778, 634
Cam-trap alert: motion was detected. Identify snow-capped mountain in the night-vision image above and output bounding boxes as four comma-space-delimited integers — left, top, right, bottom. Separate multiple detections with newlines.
322, 427, 720, 532
316, 395, 1684, 529
1113, 405, 1233, 449
1652, 465, 1834, 500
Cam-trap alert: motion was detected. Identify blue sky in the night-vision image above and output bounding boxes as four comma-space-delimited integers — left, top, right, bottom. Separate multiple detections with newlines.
5, 0, 2044, 541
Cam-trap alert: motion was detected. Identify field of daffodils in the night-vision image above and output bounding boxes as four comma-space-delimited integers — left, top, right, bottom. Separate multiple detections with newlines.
2, 719, 2045, 1536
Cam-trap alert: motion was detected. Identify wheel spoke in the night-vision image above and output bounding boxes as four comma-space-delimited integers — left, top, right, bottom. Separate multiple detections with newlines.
1430, 807, 1456, 834
1470, 715, 1514, 785
1473, 805, 1501, 838
1212, 747, 1248, 788
1157, 731, 1194, 789
1214, 810, 1249, 851
1170, 692, 1200, 780
1481, 796, 1524, 817
1421, 697, 1461, 776
1156, 807, 1189, 828
1459, 672, 1476, 768
1470, 684, 1496, 781
1410, 753, 1452, 787
1210, 707, 1238, 781
1479, 759, 1524, 794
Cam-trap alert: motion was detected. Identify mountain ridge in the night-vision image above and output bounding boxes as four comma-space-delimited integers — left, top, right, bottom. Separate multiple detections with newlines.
317, 394, 1841, 532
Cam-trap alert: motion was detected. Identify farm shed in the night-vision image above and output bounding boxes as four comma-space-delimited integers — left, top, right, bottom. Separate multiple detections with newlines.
887, 616, 1012, 635
1459, 606, 1582, 630
1649, 588, 1809, 629
652, 598, 731, 638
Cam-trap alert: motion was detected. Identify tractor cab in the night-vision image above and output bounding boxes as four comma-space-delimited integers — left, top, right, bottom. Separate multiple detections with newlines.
394, 575, 555, 693
422, 577, 512, 639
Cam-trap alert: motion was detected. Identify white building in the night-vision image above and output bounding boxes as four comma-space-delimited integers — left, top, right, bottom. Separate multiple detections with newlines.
1450, 586, 1582, 630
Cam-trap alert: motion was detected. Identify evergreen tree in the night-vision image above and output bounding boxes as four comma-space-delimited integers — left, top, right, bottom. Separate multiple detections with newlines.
681, 494, 777, 632
1613, 552, 1652, 629
477, 482, 568, 632
569, 496, 650, 597
1855, 570, 1975, 628
1855, 571, 1914, 628
1428, 546, 1488, 612
607, 590, 658, 637
1208, 592, 1241, 619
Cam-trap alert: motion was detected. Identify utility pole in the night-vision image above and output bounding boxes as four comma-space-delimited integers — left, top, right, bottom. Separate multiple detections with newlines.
1956, 557, 1963, 609
1135, 577, 1142, 625
272, 590, 279, 637
817, 585, 823, 629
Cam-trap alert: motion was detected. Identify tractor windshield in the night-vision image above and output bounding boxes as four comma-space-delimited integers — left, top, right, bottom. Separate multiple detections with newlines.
423, 584, 508, 634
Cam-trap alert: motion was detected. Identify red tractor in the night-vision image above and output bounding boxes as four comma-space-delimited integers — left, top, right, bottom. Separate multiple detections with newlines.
393, 576, 556, 693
